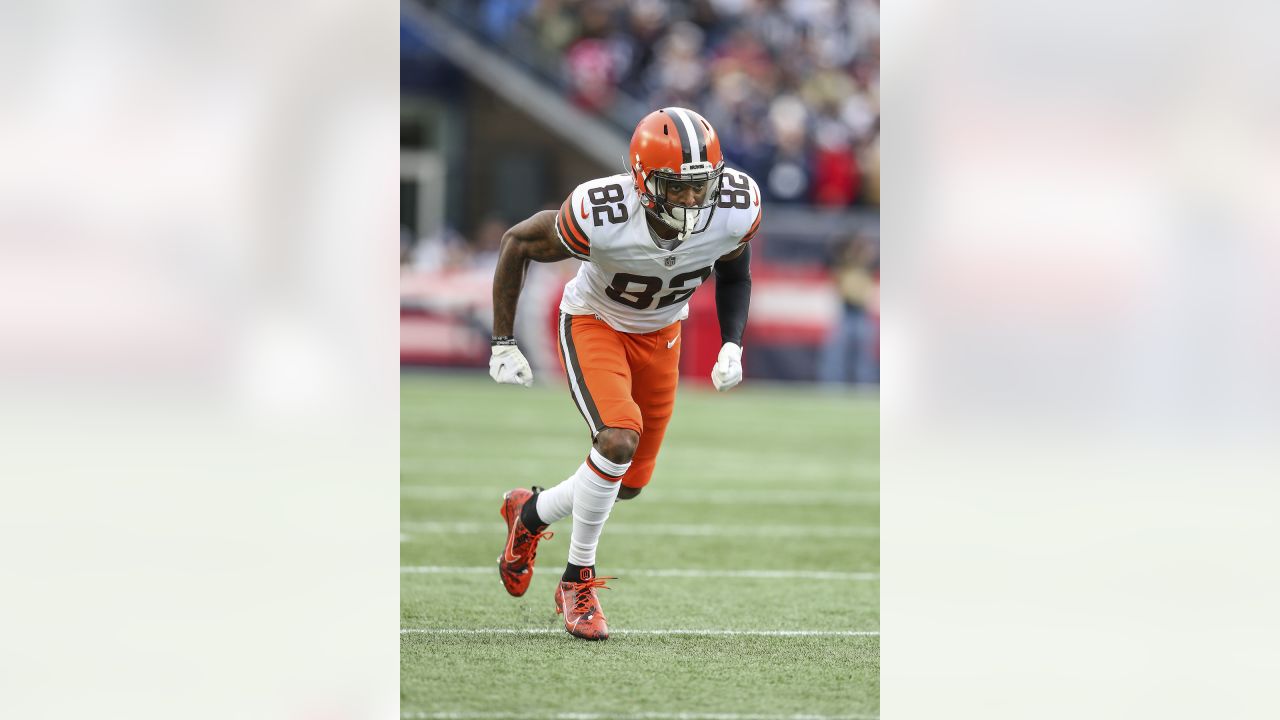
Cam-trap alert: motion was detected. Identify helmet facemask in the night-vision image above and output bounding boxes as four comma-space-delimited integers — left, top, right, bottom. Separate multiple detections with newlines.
640, 162, 724, 241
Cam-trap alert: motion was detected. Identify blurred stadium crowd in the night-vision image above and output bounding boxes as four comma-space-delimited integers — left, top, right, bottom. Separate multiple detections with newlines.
439, 0, 879, 207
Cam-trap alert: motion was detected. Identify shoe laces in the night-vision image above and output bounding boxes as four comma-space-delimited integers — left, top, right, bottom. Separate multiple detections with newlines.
514, 524, 554, 556
515, 490, 552, 547
569, 576, 615, 615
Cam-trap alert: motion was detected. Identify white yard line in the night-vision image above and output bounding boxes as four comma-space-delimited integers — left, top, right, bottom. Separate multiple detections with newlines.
400, 486, 879, 505
400, 456, 881, 477
401, 628, 878, 637
401, 565, 878, 581
400, 521, 878, 538
404, 707, 875, 712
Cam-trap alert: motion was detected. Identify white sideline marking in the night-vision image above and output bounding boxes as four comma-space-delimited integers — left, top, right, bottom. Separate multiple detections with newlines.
401, 485, 880, 506
401, 628, 878, 637
404, 707, 875, 712
400, 521, 878, 538
401, 565, 879, 581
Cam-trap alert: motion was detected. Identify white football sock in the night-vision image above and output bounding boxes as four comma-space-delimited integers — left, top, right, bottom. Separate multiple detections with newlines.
535, 474, 575, 526
567, 448, 629, 567
536, 448, 632, 527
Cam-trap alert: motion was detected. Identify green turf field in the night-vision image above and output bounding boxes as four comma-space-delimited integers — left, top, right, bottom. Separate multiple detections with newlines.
402, 371, 879, 720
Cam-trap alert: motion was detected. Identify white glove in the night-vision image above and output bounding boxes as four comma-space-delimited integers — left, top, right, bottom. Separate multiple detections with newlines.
489, 344, 533, 387
710, 342, 743, 392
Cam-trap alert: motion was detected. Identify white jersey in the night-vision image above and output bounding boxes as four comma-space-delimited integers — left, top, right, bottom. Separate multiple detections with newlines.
553, 170, 763, 333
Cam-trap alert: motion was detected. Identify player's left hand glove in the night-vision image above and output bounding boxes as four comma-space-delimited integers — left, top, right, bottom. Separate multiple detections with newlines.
711, 342, 743, 392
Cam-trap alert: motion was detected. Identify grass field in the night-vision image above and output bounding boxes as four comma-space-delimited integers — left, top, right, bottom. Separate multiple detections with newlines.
402, 370, 880, 720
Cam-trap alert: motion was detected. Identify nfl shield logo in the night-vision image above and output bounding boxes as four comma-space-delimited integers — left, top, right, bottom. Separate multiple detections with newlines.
663, 255, 677, 268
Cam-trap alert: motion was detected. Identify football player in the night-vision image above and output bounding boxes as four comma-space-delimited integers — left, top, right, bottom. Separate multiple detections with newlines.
489, 107, 762, 640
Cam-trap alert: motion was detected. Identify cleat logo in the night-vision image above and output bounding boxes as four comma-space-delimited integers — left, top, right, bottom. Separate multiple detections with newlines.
502, 533, 522, 564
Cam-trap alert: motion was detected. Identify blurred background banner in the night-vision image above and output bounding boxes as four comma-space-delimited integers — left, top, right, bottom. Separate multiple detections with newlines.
400, 0, 881, 386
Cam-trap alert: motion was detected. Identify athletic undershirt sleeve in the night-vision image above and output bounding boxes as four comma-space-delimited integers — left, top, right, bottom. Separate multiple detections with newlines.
714, 243, 752, 346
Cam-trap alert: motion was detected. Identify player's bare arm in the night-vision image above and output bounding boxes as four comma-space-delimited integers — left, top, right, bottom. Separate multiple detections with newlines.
492, 209, 571, 337
489, 210, 572, 387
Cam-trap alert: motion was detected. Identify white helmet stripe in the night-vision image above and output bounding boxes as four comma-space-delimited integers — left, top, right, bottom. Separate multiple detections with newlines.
668, 107, 701, 165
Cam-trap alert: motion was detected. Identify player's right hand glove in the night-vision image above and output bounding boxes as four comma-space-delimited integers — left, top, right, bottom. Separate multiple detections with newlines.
489, 343, 533, 387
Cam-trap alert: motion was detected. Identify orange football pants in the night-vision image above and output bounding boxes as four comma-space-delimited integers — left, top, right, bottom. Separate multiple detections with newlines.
556, 312, 680, 490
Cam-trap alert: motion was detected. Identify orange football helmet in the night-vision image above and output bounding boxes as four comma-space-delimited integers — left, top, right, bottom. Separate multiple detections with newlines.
627, 107, 725, 239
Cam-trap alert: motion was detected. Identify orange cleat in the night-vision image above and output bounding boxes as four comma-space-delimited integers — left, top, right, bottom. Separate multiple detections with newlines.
554, 569, 615, 641
497, 487, 554, 597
